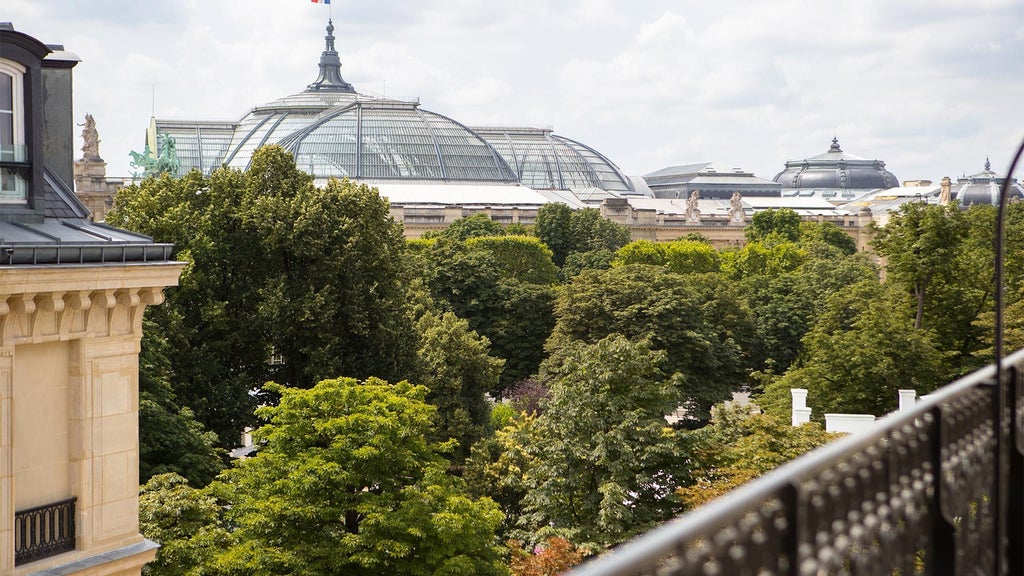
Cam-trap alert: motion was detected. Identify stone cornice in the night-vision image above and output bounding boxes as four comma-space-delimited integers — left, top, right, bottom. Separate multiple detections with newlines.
0, 263, 183, 346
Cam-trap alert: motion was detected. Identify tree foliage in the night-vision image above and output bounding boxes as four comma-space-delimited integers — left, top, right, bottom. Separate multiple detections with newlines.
546, 265, 751, 422
871, 202, 969, 330
416, 311, 504, 461
425, 240, 555, 393
139, 320, 223, 487
214, 378, 508, 576
466, 235, 559, 285
745, 208, 802, 243
678, 403, 834, 510
426, 213, 507, 241
139, 473, 230, 576
535, 204, 630, 267
524, 336, 686, 546
760, 280, 946, 417
109, 147, 419, 444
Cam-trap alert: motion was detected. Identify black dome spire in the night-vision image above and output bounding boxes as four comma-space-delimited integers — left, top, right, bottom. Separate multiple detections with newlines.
306, 20, 355, 93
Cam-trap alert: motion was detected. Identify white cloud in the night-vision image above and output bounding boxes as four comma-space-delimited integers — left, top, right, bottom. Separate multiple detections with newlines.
4, 0, 1024, 184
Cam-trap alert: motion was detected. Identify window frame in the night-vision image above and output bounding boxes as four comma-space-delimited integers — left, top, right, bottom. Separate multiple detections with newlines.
0, 57, 28, 204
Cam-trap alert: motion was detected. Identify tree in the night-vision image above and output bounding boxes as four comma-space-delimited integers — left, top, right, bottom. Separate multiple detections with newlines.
425, 240, 556, 394
139, 320, 224, 487
720, 240, 808, 281
258, 174, 419, 388
466, 235, 559, 284
523, 335, 686, 546
742, 246, 877, 373
871, 201, 969, 330
139, 473, 231, 576
760, 280, 946, 418
416, 311, 504, 461
109, 167, 272, 445
561, 249, 615, 280
677, 403, 834, 510
745, 208, 802, 243
214, 377, 508, 576
612, 240, 666, 267
464, 415, 539, 539
799, 221, 857, 255
110, 147, 421, 443
535, 204, 630, 267
508, 537, 588, 576
427, 212, 507, 241
663, 239, 721, 274
545, 265, 751, 422
534, 203, 575, 266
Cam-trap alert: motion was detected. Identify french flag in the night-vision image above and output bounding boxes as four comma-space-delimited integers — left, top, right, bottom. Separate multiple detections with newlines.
311, 0, 330, 3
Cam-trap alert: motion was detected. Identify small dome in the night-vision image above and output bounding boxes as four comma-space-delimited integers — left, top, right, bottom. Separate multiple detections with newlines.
952, 157, 1024, 207
774, 138, 899, 190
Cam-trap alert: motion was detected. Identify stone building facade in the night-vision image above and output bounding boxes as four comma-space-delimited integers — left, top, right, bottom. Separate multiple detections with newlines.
1, 23, 182, 575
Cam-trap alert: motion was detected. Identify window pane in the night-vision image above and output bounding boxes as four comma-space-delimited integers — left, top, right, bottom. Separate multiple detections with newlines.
0, 112, 13, 150
0, 73, 11, 111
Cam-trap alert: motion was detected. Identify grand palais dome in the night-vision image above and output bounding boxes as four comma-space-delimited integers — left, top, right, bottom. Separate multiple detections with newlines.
152, 21, 633, 195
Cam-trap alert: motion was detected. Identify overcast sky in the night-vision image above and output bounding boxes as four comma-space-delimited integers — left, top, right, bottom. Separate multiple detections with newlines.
7, 0, 1024, 185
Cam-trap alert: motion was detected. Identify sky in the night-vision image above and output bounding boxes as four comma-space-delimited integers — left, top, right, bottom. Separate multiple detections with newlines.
6, 0, 1024, 184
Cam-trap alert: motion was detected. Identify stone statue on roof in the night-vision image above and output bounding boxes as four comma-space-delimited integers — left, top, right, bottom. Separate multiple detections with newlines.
685, 190, 701, 223
79, 113, 102, 162
729, 191, 744, 223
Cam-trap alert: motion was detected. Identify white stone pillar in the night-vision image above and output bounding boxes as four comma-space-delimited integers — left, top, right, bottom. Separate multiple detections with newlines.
791, 388, 811, 426
898, 389, 917, 412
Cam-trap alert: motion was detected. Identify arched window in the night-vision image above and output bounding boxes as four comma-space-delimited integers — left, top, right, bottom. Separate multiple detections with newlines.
0, 58, 27, 202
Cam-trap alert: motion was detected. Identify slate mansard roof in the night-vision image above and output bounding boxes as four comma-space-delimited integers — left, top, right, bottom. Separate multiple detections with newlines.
0, 23, 172, 265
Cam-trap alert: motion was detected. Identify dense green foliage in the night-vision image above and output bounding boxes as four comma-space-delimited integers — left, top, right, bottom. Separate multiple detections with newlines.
546, 265, 751, 423
416, 311, 504, 461
678, 403, 834, 509
141, 378, 508, 576
109, 147, 419, 445
524, 336, 686, 546
424, 238, 556, 393
535, 204, 630, 266
139, 320, 223, 487
122, 147, 1024, 571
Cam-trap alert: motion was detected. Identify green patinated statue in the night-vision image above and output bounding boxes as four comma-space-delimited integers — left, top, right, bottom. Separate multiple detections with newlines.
129, 133, 181, 178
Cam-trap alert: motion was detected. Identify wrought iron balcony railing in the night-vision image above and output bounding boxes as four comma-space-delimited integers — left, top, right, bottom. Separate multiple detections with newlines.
567, 350, 1024, 575
569, 139, 1024, 576
14, 497, 77, 566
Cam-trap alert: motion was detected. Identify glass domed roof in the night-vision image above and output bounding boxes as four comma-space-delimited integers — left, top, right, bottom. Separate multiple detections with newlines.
215, 22, 516, 183
473, 127, 634, 193
155, 20, 629, 192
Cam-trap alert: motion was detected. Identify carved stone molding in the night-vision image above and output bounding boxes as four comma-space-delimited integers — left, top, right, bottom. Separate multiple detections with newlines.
0, 286, 169, 346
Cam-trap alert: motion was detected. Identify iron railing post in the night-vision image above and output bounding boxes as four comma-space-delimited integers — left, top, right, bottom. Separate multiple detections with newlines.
994, 136, 1024, 575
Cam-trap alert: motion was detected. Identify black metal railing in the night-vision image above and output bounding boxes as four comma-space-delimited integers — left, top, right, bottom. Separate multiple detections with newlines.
567, 351, 1024, 575
570, 140, 1024, 576
14, 497, 76, 566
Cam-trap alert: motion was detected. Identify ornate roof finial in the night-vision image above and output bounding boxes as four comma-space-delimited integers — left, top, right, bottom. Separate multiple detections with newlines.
829, 137, 842, 153
985, 156, 991, 172
306, 19, 355, 93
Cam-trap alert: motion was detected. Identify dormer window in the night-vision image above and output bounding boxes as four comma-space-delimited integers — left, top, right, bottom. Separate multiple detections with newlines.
0, 58, 28, 203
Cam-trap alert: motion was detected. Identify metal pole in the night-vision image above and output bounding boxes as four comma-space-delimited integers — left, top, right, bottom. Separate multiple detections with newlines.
994, 136, 1024, 574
